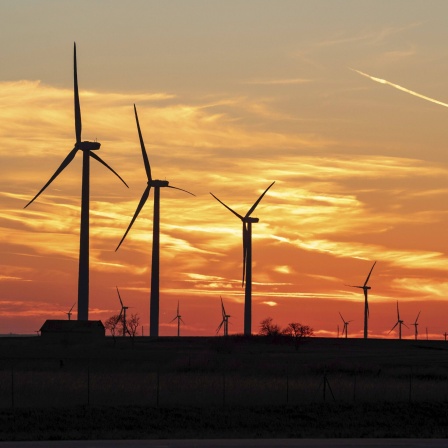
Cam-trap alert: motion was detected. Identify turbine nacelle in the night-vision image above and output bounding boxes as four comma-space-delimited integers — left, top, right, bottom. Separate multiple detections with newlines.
244, 217, 259, 224
76, 141, 101, 151
150, 179, 169, 187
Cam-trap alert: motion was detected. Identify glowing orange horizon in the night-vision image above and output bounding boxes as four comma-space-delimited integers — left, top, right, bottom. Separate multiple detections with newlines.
1, 72, 448, 340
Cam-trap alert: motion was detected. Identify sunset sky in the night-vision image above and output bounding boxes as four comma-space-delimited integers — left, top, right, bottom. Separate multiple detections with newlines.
2, 1, 448, 338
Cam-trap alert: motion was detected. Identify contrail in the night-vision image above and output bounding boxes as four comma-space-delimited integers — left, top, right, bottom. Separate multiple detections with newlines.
351, 68, 448, 109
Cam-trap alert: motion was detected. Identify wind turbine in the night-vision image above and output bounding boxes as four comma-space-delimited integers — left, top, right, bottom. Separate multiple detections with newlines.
411, 311, 421, 340
444, 332, 448, 341
115, 105, 194, 337
216, 296, 231, 336
115, 287, 129, 337
24, 43, 128, 321
66, 303, 75, 321
170, 301, 184, 337
339, 312, 353, 339
346, 261, 376, 339
388, 301, 408, 340
210, 182, 275, 336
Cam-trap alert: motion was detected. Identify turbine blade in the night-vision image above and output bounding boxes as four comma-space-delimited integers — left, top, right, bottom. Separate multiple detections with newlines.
134, 104, 152, 181
220, 296, 226, 317
339, 312, 345, 324
170, 316, 177, 323
346, 284, 364, 289
210, 193, 244, 220
245, 181, 275, 218
216, 321, 224, 334
69, 302, 75, 313
116, 286, 124, 308
415, 311, 421, 324
116, 309, 123, 324
180, 317, 185, 324
89, 152, 128, 188
389, 322, 398, 334
177, 301, 179, 315
24, 147, 78, 208
363, 261, 376, 287
364, 289, 369, 318
116, 185, 151, 251
403, 323, 409, 329
167, 185, 195, 196
73, 43, 82, 144
397, 301, 400, 320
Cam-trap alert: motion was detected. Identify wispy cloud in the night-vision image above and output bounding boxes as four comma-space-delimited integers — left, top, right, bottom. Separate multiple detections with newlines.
243, 78, 311, 85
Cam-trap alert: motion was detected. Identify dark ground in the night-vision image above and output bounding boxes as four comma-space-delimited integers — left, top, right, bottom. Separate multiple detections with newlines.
0, 335, 447, 440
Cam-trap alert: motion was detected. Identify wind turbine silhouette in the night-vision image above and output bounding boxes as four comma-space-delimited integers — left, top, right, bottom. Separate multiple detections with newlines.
216, 296, 231, 336
115, 287, 129, 337
411, 311, 421, 340
24, 43, 128, 321
210, 182, 275, 336
66, 303, 75, 321
346, 261, 376, 339
388, 301, 408, 340
170, 301, 184, 337
339, 312, 352, 339
115, 105, 194, 337
444, 332, 448, 341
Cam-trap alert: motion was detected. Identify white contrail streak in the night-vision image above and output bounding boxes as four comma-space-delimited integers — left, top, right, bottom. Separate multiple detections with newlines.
351, 68, 448, 109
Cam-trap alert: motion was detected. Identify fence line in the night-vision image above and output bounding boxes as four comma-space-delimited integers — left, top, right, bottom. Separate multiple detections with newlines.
1, 361, 446, 409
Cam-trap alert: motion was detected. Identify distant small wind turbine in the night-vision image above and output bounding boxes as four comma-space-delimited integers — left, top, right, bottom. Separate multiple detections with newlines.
115, 287, 129, 337
339, 312, 353, 339
411, 311, 421, 340
116, 105, 194, 337
210, 182, 275, 336
170, 301, 184, 337
444, 332, 448, 341
388, 301, 408, 340
25, 43, 128, 321
346, 261, 376, 339
66, 303, 75, 321
216, 296, 231, 336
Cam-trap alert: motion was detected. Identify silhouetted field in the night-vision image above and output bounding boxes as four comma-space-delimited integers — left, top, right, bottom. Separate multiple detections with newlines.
1, 335, 448, 440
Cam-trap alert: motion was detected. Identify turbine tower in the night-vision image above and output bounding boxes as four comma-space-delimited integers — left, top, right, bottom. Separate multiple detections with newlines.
116, 286, 129, 337
339, 312, 352, 339
389, 301, 408, 340
346, 261, 376, 339
24, 43, 128, 321
170, 301, 184, 337
210, 182, 275, 336
411, 311, 421, 340
116, 105, 194, 337
66, 303, 75, 320
216, 296, 231, 336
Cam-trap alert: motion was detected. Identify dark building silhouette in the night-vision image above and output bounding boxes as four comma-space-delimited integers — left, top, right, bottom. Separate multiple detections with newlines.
39, 320, 105, 343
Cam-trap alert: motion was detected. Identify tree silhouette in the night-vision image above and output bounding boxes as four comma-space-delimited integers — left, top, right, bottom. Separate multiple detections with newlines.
126, 313, 141, 337
259, 317, 281, 336
104, 313, 141, 340
282, 322, 314, 338
104, 314, 120, 337
282, 322, 314, 350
